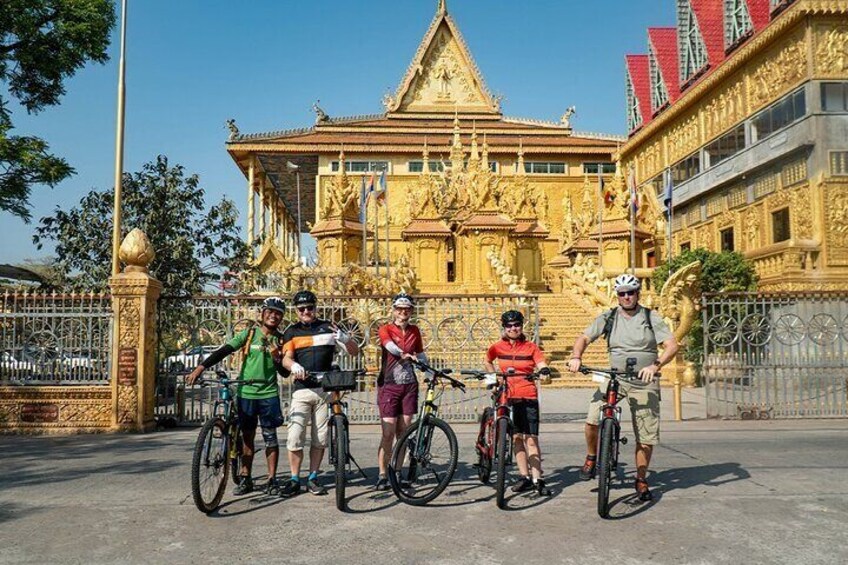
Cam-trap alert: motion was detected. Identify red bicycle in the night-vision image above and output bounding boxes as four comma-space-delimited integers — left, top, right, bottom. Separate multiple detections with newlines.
463, 368, 541, 509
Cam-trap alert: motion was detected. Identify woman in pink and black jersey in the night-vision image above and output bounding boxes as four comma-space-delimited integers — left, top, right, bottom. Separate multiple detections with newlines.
374, 292, 427, 490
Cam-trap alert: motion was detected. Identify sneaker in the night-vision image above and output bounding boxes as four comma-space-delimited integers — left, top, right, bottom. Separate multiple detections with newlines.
233, 476, 253, 496
265, 477, 281, 496
534, 478, 551, 497
511, 476, 534, 493
374, 476, 389, 491
635, 478, 653, 502
578, 456, 597, 481
307, 477, 328, 496
279, 479, 301, 498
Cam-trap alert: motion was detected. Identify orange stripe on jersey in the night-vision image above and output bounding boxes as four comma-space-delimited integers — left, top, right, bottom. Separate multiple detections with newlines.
283, 333, 335, 354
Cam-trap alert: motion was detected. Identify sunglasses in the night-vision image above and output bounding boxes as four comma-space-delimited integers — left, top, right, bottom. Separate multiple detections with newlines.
617, 290, 637, 297
504, 322, 522, 329
296, 305, 315, 313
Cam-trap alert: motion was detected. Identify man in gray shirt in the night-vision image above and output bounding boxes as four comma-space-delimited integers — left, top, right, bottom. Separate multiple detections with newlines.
567, 273, 679, 501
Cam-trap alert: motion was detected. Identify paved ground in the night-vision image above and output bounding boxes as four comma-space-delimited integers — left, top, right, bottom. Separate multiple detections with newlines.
2, 390, 847, 565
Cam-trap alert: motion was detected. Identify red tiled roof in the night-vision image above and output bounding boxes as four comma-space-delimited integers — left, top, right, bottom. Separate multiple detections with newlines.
648, 28, 681, 105
691, 0, 726, 70
626, 55, 652, 132
746, 0, 771, 31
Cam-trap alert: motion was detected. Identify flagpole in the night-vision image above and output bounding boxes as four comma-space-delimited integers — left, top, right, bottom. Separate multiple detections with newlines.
630, 168, 636, 274
666, 168, 674, 263
385, 189, 390, 279
598, 168, 604, 271
111, 0, 128, 276
361, 176, 367, 267
374, 189, 380, 277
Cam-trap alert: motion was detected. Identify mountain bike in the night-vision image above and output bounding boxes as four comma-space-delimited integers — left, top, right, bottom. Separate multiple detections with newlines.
190, 370, 262, 514
388, 358, 465, 506
310, 368, 368, 511
462, 368, 541, 509
579, 358, 658, 518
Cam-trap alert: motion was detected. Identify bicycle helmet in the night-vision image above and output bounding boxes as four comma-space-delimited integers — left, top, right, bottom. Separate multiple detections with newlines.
261, 296, 286, 314
292, 290, 317, 307
613, 273, 641, 293
392, 292, 414, 309
500, 310, 524, 326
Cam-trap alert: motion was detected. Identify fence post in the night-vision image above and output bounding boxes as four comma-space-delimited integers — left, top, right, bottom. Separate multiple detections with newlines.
110, 229, 162, 432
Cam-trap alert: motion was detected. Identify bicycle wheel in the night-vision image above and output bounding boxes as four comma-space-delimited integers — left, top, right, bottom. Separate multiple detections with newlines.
476, 408, 493, 484
495, 417, 509, 509
191, 417, 229, 513
333, 414, 348, 512
597, 417, 615, 518
229, 429, 244, 486
388, 415, 458, 506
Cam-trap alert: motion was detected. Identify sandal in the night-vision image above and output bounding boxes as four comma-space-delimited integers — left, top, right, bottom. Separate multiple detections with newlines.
635, 478, 653, 501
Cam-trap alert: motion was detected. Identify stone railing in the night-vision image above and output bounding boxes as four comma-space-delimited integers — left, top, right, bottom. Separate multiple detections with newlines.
745, 239, 820, 284
485, 249, 528, 295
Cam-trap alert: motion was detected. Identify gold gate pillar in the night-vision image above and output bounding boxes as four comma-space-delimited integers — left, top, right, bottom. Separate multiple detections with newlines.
109, 228, 162, 432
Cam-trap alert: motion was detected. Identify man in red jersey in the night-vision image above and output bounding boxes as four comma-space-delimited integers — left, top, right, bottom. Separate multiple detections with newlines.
374, 292, 428, 491
485, 310, 551, 496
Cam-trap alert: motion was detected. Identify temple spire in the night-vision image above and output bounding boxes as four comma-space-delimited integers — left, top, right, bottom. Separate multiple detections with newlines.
482, 133, 489, 171
469, 122, 479, 162
438, 0, 447, 16
516, 138, 525, 176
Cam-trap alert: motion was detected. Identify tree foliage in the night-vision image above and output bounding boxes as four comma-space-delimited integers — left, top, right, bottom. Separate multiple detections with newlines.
33, 155, 252, 296
652, 248, 758, 371
1, 0, 115, 220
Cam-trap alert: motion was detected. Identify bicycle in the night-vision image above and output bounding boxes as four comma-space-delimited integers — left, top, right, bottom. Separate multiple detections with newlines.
579, 357, 658, 518
462, 368, 542, 509
387, 358, 465, 506
190, 370, 262, 514
309, 368, 368, 511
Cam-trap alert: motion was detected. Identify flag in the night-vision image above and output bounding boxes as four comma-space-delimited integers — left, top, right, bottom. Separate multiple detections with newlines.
365, 172, 376, 201
663, 168, 673, 216
629, 168, 639, 215
600, 175, 614, 205
375, 170, 387, 205
359, 175, 368, 223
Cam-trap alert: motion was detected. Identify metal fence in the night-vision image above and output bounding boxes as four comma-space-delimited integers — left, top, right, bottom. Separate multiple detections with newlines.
155, 294, 539, 424
703, 292, 848, 419
0, 291, 112, 385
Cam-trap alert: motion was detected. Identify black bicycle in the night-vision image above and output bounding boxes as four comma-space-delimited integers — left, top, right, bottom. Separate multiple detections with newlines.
388, 358, 465, 506
310, 368, 368, 511
579, 358, 658, 518
190, 370, 261, 514
463, 368, 541, 509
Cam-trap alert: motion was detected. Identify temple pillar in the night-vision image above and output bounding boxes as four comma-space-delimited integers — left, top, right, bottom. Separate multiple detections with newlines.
248, 158, 255, 258
109, 229, 162, 433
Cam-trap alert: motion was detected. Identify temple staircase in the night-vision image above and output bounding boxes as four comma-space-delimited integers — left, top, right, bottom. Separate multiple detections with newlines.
536, 291, 609, 387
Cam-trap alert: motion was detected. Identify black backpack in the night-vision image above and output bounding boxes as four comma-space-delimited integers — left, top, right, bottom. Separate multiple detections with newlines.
601, 307, 655, 349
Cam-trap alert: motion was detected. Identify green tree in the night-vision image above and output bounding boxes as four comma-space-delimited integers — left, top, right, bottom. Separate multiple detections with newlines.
1, 0, 115, 220
33, 155, 252, 295
652, 248, 758, 370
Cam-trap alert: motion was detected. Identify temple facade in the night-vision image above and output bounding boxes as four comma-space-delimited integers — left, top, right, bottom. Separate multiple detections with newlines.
225, 1, 624, 294
620, 0, 848, 291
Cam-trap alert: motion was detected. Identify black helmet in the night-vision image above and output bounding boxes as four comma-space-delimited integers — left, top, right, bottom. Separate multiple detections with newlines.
261, 296, 286, 314
293, 290, 317, 307
392, 292, 414, 308
501, 310, 524, 326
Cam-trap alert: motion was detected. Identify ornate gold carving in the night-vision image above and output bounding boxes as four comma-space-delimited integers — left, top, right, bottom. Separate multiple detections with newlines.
696, 223, 715, 251
486, 248, 528, 294
815, 24, 848, 76
744, 205, 762, 250
118, 298, 141, 349
658, 260, 702, 343
639, 138, 664, 182
560, 190, 575, 251
667, 112, 700, 164
321, 157, 360, 221
703, 80, 745, 141
117, 385, 138, 425
119, 228, 155, 273
825, 182, 848, 265
790, 187, 813, 239
748, 36, 806, 111
0, 387, 112, 430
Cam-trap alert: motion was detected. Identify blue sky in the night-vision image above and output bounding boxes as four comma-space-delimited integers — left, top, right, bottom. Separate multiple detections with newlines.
1, 0, 675, 266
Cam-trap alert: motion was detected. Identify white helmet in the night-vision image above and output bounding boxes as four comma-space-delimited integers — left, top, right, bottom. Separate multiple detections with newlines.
613, 273, 641, 293
392, 292, 414, 309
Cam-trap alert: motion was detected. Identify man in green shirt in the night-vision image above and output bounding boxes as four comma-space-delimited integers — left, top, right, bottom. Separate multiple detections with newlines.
187, 296, 288, 495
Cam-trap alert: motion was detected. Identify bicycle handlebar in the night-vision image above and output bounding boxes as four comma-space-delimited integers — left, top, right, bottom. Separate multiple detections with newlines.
578, 365, 660, 385
460, 369, 543, 380
410, 359, 466, 391
306, 369, 367, 380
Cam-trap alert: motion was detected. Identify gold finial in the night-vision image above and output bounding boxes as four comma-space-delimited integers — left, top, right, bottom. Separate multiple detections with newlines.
438, 0, 447, 16
119, 228, 155, 273
516, 138, 525, 175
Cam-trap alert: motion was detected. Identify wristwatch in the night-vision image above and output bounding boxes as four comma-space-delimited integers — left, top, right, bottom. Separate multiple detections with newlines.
651, 359, 662, 368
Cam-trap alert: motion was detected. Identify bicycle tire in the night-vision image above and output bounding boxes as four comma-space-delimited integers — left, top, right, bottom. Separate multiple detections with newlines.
477, 408, 493, 484
388, 416, 458, 506
229, 430, 244, 486
191, 417, 229, 514
597, 417, 615, 518
495, 417, 509, 509
333, 414, 348, 512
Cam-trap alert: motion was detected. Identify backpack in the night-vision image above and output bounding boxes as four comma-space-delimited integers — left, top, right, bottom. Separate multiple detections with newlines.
601, 306, 655, 350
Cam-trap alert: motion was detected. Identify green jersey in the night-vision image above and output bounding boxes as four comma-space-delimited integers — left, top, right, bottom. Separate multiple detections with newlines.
226, 328, 281, 400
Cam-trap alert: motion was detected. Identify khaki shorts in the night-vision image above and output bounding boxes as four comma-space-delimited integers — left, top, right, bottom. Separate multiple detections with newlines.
287, 387, 330, 451
586, 382, 661, 446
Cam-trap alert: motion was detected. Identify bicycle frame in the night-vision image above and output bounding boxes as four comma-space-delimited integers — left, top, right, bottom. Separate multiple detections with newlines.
327, 390, 349, 467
